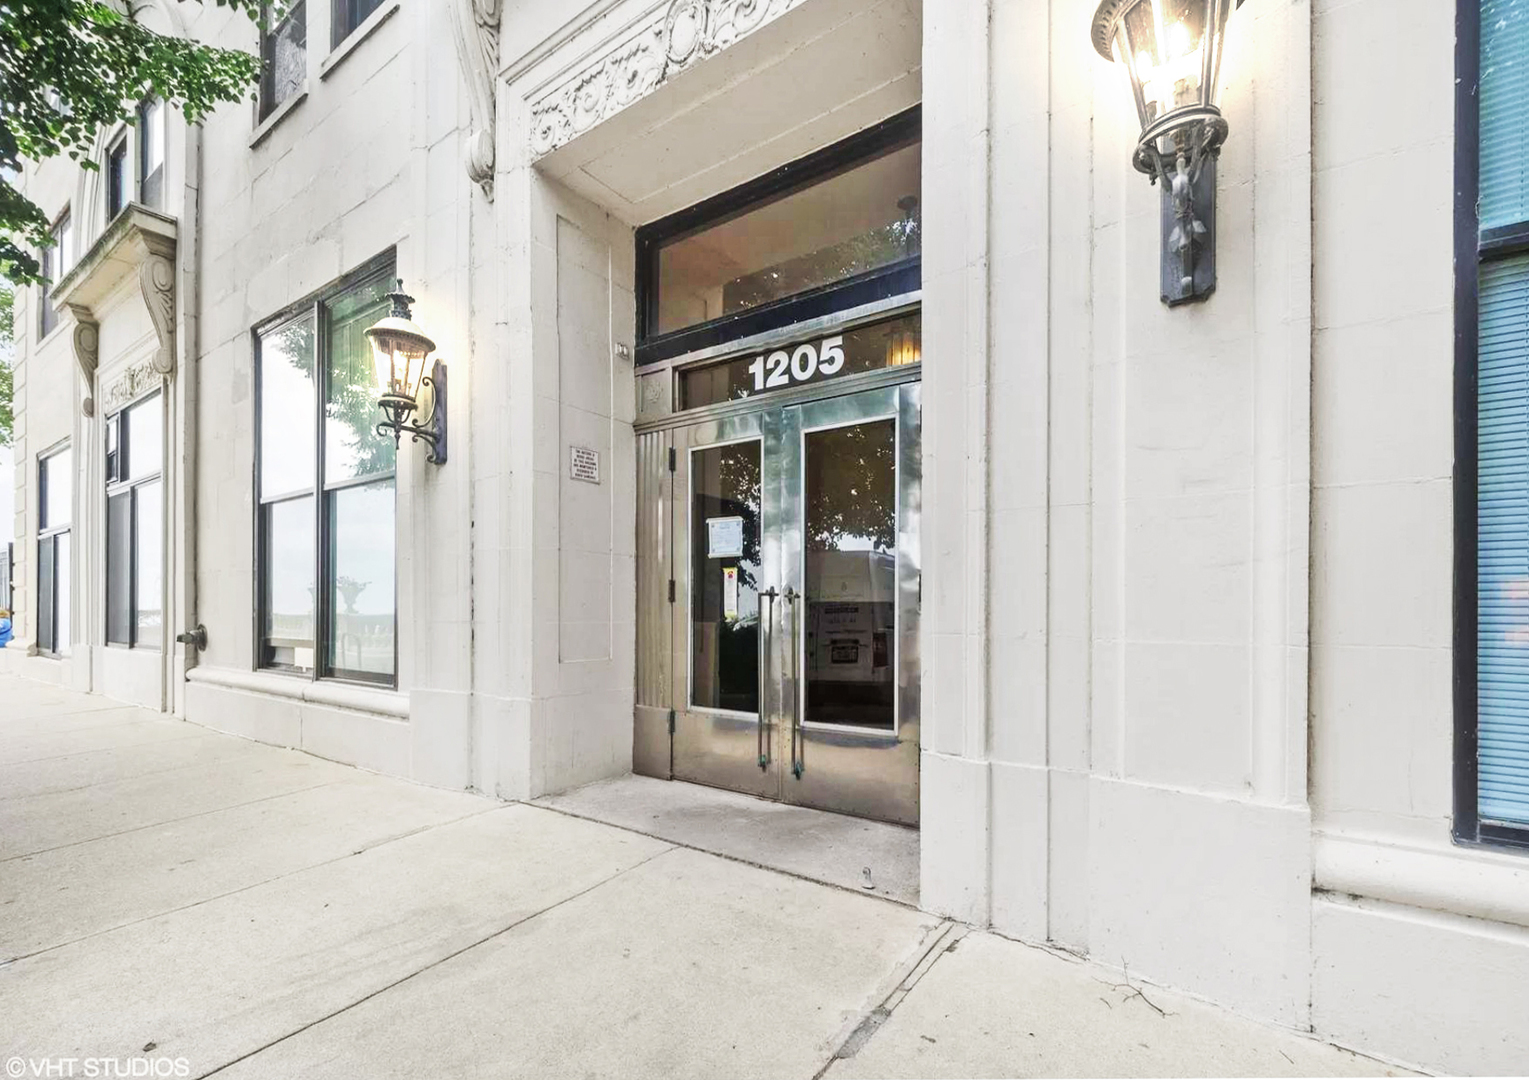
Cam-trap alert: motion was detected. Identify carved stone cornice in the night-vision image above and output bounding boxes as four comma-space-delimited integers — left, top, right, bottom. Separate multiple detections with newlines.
529, 0, 808, 158
452, 0, 503, 197
50, 204, 178, 416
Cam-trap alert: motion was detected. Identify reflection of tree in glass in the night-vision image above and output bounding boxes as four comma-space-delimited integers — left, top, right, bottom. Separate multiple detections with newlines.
327, 298, 394, 480
328, 362, 393, 477
271, 317, 316, 380
723, 214, 921, 314
806, 422, 896, 554
714, 445, 763, 595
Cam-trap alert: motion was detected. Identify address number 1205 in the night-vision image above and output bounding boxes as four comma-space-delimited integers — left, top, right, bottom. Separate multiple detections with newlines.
745, 335, 845, 392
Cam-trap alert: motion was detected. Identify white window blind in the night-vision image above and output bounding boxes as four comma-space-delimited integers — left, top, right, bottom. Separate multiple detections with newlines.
1482, 0, 1529, 229
1478, 256, 1529, 825
1478, 0, 1529, 827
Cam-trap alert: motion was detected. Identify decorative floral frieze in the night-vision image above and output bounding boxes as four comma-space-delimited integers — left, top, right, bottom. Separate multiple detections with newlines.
529, 0, 805, 157
101, 359, 163, 416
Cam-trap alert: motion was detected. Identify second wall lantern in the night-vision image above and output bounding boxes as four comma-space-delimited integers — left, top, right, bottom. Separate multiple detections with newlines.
1092, 0, 1245, 306
367, 280, 448, 465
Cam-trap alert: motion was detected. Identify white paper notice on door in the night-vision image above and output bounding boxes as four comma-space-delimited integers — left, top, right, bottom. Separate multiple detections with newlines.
707, 515, 744, 559
723, 566, 740, 620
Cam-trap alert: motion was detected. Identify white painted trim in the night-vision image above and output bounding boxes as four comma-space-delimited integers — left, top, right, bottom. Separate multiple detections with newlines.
186, 664, 410, 719
1314, 830, 1529, 931
248, 85, 309, 149
498, 0, 633, 84
319, 0, 402, 81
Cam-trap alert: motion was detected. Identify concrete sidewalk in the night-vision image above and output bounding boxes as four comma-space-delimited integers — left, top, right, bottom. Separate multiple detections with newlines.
0, 675, 1413, 1079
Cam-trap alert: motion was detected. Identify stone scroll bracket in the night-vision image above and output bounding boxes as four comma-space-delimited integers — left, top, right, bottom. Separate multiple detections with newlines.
453, 0, 503, 198
136, 233, 177, 377
66, 304, 100, 419
47, 205, 179, 420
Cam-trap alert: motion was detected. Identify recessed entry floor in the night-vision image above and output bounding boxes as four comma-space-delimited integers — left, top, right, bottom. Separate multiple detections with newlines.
534, 775, 919, 906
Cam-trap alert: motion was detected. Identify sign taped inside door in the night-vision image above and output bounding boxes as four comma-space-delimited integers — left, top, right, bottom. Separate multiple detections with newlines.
723, 566, 739, 620
707, 516, 744, 558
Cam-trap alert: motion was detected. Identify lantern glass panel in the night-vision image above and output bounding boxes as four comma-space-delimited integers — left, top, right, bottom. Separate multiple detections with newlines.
370, 336, 395, 393
406, 347, 431, 398
1122, 0, 1210, 126
370, 331, 430, 398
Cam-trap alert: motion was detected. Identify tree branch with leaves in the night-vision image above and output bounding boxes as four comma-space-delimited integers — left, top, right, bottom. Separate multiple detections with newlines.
1, 0, 269, 284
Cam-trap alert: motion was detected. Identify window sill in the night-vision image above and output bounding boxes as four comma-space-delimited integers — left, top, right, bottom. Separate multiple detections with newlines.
1314, 829, 1529, 931
250, 84, 309, 149
320, 0, 401, 81
186, 664, 408, 719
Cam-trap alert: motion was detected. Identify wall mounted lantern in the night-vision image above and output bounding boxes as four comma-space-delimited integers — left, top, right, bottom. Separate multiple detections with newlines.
367, 280, 447, 464
1092, 0, 1244, 306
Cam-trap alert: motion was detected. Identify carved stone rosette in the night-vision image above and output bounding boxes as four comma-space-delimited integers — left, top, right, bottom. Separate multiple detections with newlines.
529, 0, 803, 157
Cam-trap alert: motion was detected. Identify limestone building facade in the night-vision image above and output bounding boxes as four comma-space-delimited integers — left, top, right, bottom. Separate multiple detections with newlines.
9, 0, 1529, 1072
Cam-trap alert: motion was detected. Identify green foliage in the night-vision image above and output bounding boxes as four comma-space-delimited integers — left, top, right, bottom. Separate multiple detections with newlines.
1, 0, 268, 284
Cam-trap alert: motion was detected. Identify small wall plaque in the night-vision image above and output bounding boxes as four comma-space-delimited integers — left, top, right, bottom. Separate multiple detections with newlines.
569, 446, 600, 484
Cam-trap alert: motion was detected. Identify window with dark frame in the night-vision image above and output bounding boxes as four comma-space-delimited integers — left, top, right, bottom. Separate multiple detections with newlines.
255, 259, 398, 687
332, 0, 383, 47
106, 136, 129, 220
260, 0, 307, 120
1458, 0, 1529, 849
136, 99, 163, 209
634, 107, 922, 366
38, 210, 71, 340
105, 393, 164, 649
36, 446, 72, 658
106, 138, 130, 218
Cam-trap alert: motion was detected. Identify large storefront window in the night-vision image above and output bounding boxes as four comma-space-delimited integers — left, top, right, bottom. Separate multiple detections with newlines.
106, 392, 164, 648
255, 262, 397, 686
37, 445, 72, 657
636, 108, 921, 365
1460, 0, 1529, 846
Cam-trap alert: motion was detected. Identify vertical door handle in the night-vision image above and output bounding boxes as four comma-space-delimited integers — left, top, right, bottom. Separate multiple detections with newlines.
783, 586, 803, 778
758, 587, 778, 769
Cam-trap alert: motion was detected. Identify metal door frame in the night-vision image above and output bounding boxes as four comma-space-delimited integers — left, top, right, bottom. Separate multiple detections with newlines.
634, 326, 922, 825
669, 408, 785, 802
775, 383, 921, 824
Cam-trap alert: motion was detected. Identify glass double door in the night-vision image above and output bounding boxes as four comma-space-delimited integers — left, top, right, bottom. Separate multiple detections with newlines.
670, 384, 920, 826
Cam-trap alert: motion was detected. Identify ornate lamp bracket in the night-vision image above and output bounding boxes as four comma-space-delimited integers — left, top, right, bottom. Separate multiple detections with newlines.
375, 359, 449, 465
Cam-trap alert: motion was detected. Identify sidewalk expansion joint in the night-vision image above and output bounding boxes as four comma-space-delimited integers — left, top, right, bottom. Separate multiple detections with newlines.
1, 803, 513, 966
0, 738, 245, 802
194, 843, 679, 1080
0, 726, 211, 767
526, 797, 921, 912
812, 919, 967, 1079
0, 779, 348, 864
